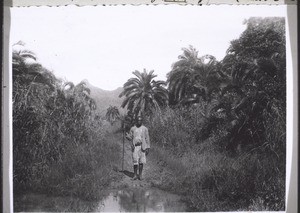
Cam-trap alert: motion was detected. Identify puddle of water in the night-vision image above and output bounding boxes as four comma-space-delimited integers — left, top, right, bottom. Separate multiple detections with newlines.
95, 188, 186, 212
14, 188, 186, 212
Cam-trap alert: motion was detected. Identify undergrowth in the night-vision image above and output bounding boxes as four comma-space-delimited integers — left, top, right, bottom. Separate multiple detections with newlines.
145, 105, 285, 211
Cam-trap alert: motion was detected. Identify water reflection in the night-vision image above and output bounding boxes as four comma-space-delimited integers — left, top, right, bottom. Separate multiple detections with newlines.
96, 188, 186, 212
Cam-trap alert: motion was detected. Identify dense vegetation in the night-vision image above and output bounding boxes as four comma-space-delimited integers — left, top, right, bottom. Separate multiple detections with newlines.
14, 17, 285, 211
13, 42, 121, 201
121, 17, 286, 211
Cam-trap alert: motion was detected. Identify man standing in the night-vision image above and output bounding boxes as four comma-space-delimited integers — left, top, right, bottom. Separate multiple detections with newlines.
126, 116, 150, 180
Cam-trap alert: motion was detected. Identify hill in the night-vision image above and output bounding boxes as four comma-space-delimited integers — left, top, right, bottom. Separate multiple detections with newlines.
82, 80, 125, 117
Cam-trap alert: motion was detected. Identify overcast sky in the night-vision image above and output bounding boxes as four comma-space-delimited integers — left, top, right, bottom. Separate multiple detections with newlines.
10, 5, 286, 90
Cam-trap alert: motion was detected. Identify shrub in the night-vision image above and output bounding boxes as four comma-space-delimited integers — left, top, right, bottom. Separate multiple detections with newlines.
145, 101, 285, 211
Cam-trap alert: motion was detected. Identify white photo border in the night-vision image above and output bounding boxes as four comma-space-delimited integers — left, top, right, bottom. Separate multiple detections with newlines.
2, 2, 298, 213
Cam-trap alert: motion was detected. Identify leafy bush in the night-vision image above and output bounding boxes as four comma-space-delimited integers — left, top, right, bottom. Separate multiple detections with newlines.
145, 96, 285, 211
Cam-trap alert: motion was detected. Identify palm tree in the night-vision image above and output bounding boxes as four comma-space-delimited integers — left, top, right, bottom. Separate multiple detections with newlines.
12, 42, 61, 113
12, 42, 59, 101
119, 69, 168, 118
217, 18, 286, 153
106, 106, 120, 125
167, 46, 222, 105
63, 81, 96, 109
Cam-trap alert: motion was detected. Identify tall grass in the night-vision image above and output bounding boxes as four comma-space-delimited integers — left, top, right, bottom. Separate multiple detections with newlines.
145, 105, 285, 211
13, 48, 121, 201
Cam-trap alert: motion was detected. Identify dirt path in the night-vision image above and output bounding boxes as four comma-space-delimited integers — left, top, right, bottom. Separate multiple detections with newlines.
97, 129, 187, 212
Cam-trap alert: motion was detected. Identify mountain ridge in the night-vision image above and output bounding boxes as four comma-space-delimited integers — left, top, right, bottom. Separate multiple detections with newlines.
82, 79, 126, 116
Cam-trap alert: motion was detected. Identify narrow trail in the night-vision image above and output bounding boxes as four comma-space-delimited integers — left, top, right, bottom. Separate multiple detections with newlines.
97, 128, 187, 212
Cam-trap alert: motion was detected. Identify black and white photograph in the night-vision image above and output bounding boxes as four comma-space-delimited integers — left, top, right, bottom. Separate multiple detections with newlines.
9, 4, 291, 212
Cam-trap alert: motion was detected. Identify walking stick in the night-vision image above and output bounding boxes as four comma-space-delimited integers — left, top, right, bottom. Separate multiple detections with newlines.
122, 123, 125, 172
